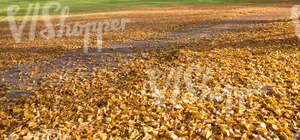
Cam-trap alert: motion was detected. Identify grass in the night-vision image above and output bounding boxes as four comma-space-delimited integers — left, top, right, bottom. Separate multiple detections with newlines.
0, 0, 298, 17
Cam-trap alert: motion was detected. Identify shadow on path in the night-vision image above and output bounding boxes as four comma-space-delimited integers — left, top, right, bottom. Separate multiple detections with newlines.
0, 13, 291, 97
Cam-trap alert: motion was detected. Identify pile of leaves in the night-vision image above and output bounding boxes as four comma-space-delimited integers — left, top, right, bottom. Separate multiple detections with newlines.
0, 5, 298, 139
1, 19, 299, 139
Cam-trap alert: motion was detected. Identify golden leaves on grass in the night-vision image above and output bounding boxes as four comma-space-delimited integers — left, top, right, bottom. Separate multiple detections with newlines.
0, 7, 299, 140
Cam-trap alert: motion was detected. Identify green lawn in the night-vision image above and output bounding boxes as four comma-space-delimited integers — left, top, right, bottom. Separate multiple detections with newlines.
0, 0, 298, 17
